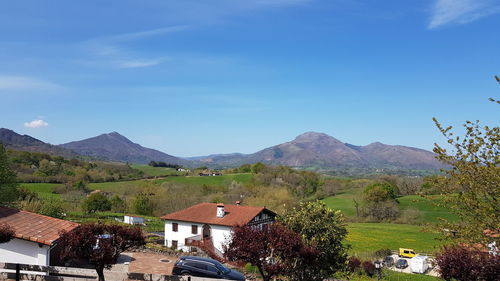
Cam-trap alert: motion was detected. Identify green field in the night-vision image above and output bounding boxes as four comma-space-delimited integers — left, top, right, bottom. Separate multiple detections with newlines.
322, 190, 457, 223
397, 195, 457, 223
131, 164, 182, 177
346, 223, 444, 258
20, 183, 63, 199
87, 173, 253, 193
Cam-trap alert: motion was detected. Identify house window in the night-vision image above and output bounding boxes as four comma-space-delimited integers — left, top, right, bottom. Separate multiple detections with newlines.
192, 225, 198, 235
172, 240, 178, 249
172, 223, 178, 232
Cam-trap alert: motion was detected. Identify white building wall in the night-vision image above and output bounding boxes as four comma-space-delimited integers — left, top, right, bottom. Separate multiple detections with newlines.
210, 225, 232, 253
0, 238, 50, 265
164, 220, 204, 251
164, 220, 232, 253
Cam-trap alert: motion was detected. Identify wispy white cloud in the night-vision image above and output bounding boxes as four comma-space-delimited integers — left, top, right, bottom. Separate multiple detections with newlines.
429, 0, 500, 29
0, 75, 63, 91
104, 25, 191, 43
118, 58, 168, 68
24, 119, 49, 128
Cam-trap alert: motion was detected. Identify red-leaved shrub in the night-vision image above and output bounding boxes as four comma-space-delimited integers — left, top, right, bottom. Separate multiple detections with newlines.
0, 223, 15, 243
347, 256, 361, 272
435, 244, 500, 281
362, 260, 376, 277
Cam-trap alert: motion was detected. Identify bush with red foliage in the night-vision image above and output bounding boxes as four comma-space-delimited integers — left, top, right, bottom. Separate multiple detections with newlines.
0, 223, 15, 243
347, 256, 362, 273
436, 244, 500, 281
224, 223, 318, 281
58, 223, 145, 281
361, 260, 375, 277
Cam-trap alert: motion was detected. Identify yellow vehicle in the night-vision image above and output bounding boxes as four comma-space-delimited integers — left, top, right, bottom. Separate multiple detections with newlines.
399, 248, 417, 258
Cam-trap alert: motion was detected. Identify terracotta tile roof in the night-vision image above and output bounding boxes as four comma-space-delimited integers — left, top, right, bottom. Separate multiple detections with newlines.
160, 203, 269, 227
0, 206, 79, 246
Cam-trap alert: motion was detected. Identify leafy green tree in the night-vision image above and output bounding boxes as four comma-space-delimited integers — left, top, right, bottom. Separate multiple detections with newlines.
280, 201, 348, 281
363, 183, 397, 202
39, 198, 66, 219
82, 192, 111, 213
132, 194, 153, 216
0, 144, 19, 203
361, 182, 400, 221
251, 162, 266, 173
432, 83, 499, 243
238, 164, 252, 173
109, 195, 127, 213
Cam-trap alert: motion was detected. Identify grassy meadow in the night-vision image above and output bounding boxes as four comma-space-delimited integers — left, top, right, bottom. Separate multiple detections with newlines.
346, 223, 444, 258
322, 187, 454, 258
20, 183, 63, 199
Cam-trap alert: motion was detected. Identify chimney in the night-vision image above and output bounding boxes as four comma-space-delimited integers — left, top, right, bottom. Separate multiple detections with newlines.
216, 203, 225, 218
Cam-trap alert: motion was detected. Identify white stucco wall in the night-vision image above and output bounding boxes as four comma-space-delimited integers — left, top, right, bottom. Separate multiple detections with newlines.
164, 220, 232, 253
164, 220, 204, 251
210, 225, 231, 253
0, 238, 51, 265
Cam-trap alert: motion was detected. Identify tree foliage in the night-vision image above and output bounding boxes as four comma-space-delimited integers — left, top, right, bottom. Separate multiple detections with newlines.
131, 193, 153, 216
0, 223, 15, 244
223, 223, 318, 281
81, 192, 111, 213
435, 244, 500, 281
280, 201, 348, 281
361, 183, 400, 221
432, 81, 499, 243
0, 144, 19, 203
58, 223, 145, 281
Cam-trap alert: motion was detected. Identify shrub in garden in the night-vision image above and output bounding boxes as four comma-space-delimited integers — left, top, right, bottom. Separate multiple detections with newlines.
362, 260, 376, 277
347, 256, 361, 273
436, 244, 500, 281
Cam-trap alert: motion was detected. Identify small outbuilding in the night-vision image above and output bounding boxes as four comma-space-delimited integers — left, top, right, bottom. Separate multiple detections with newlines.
0, 206, 79, 266
124, 215, 145, 225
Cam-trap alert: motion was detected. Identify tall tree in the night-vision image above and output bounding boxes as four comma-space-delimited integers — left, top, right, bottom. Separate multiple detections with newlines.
58, 223, 145, 281
0, 144, 19, 203
280, 201, 348, 281
432, 77, 499, 243
224, 223, 317, 281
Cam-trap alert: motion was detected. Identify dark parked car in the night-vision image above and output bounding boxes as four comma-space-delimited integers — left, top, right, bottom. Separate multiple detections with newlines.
395, 258, 408, 269
383, 256, 394, 267
172, 256, 245, 280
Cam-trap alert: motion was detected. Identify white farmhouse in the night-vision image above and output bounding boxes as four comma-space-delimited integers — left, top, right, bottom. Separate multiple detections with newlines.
161, 203, 276, 257
0, 206, 79, 266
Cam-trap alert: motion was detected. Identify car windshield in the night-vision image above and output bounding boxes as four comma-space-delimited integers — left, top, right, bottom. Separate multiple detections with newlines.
215, 263, 231, 274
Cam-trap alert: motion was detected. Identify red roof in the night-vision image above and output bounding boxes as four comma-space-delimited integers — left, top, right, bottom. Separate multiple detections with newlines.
160, 203, 269, 227
0, 206, 79, 246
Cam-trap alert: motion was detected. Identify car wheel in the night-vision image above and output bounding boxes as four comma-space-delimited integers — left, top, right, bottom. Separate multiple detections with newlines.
181, 271, 191, 276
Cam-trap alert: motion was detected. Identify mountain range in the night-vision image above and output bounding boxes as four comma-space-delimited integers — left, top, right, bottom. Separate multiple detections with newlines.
193, 132, 443, 170
0, 128, 443, 171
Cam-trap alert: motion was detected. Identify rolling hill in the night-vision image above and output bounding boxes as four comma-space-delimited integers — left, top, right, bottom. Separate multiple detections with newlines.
0, 128, 77, 157
60, 132, 191, 166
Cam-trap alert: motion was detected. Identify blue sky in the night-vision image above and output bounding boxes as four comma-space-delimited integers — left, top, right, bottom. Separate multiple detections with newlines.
1, 0, 499, 157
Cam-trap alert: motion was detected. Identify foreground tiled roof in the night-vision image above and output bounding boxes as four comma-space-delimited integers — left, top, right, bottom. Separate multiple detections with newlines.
160, 203, 267, 227
0, 206, 79, 245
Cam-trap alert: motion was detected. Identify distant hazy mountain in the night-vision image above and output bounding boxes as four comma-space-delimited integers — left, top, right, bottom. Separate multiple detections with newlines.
60, 132, 191, 166
0, 128, 77, 157
195, 132, 443, 170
